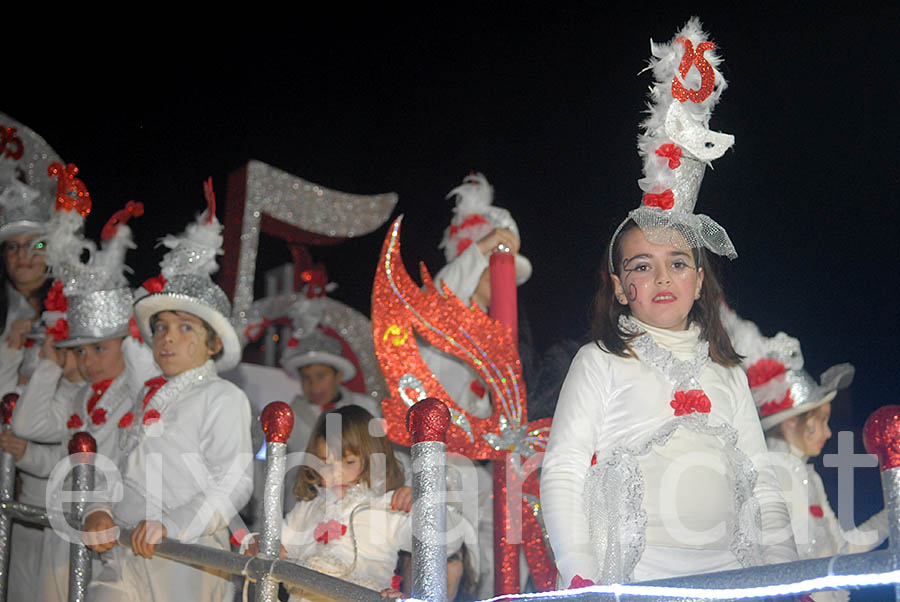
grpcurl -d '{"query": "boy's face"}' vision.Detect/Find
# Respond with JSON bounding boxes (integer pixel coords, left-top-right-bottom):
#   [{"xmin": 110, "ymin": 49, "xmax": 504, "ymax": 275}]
[
  {"xmin": 299, "ymin": 363, "xmax": 342, "ymax": 407},
  {"xmin": 151, "ymin": 311, "xmax": 221, "ymax": 377},
  {"xmin": 74, "ymin": 338, "xmax": 126, "ymax": 384}
]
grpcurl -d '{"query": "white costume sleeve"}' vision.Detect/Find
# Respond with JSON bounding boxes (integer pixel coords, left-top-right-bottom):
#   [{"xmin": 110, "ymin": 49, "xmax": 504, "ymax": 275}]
[
  {"xmin": 10, "ymin": 359, "xmax": 69, "ymax": 443},
  {"xmin": 162, "ymin": 384, "xmax": 254, "ymax": 541},
  {"xmin": 813, "ymin": 469, "xmax": 889, "ymax": 554},
  {"xmin": 729, "ymin": 367, "xmax": 798, "ymax": 563},
  {"xmin": 16, "ymin": 439, "xmax": 63, "ymax": 479},
  {"xmin": 539, "ymin": 345, "xmax": 606, "ymax": 585},
  {"xmin": 0, "ymin": 344, "xmax": 23, "ymax": 396},
  {"xmin": 433, "ymin": 243, "xmax": 489, "ymax": 302}
]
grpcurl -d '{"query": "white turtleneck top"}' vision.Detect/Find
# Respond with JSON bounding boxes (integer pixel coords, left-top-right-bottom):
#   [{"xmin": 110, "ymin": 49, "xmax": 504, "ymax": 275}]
[{"xmin": 541, "ymin": 318, "xmax": 797, "ymax": 585}]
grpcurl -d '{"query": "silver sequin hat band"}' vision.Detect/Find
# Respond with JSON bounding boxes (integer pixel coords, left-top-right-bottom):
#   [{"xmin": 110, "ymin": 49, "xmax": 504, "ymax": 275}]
[
  {"xmin": 280, "ymin": 329, "xmax": 356, "ymax": 381},
  {"xmin": 55, "ymin": 287, "xmax": 133, "ymax": 348}
]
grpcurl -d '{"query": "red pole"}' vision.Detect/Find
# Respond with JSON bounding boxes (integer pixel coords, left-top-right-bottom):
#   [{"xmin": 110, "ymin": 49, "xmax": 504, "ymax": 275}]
[{"xmin": 488, "ymin": 249, "xmax": 519, "ymax": 594}]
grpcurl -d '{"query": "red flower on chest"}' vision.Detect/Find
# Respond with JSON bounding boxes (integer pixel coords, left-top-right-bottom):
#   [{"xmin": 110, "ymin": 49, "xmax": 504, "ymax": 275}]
[
  {"xmin": 809, "ymin": 505, "xmax": 824, "ymax": 518},
  {"xmin": 313, "ymin": 519, "xmax": 347, "ymax": 544},
  {"xmin": 670, "ymin": 389, "xmax": 711, "ymax": 416},
  {"xmin": 66, "ymin": 413, "xmax": 83, "ymax": 429}
]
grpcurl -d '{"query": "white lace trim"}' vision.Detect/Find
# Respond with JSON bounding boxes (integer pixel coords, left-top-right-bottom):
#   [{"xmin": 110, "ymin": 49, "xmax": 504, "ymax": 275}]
[{"xmin": 621, "ymin": 315, "xmax": 708, "ymax": 394}]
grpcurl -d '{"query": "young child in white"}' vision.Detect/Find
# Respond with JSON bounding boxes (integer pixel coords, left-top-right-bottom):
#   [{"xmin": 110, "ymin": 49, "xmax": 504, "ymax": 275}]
[
  {"xmin": 9, "ymin": 202, "xmax": 155, "ymax": 602},
  {"xmin": 540, "ymin": 19, "xmax": 797, "ymax": 586},
  {"xmin": 82, "ymin": 193, "xmax": 253, "ymax": 601},
  {"xmin": 722, "ymin": 307, "xmax": 886, "ymax": 602}
]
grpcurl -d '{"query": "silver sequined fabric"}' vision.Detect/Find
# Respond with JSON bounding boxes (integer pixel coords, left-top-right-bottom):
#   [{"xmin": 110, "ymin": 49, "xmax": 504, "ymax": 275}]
[{"xmin": 62, "ymin": 287, "xmax": 133, "ymax": 344}]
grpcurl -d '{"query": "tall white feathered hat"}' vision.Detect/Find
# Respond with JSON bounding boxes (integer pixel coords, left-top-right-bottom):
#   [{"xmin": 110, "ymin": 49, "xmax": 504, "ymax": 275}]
[
  {"xmin": 279, "ymin": 283, "xmax": 356, "ymax": 381},
  {"xmin": 0, "ymin": 114, "xmax": 62, "ymax": 243},
  {"xmin": 133, "ymin": 179, "xmax": 241, "ymax": 372},
  {"xmin": 46, "ymin": 196, "xmax": 144, "ymax": 348},
  {"xmin": 608, "ymin": 17, "xmax": 737, "ymax": 272},
  {"xmin": 720, "ymin": 304, "xmax": 855, "ymax": 430},
  {"xmin": 439, "ymin": 172, "xmax": 532, "ymax": 285}
]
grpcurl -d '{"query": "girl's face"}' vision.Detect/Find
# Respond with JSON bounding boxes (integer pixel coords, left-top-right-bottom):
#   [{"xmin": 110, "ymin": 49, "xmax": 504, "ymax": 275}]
[
  {"xmin": 315, "ymin": 439, "xmax": 364, "ymax": 499},
  {"xmin": 787, "ymin": 403, "xmax": 833, "ymax": 457},
  {"xmin": 151, "ymin": 311, "xmax": 221, "ymax": 377},
  {"xmin": 3, "ymin": 233, "xmax": 47, "ymax": 291},
  {"xmin": 74, "ymin": 338, "xmax": 126, "ymax": 384},
  {"xmin": 611, "ymin": 228, "xmax": 704, "ymax": 331}
]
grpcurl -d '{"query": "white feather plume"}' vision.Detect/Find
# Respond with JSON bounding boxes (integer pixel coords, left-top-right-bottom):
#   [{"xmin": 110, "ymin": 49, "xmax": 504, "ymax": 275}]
[
  {"xmin": 159, "ymin": 209, "xmax": 223, "ymax": 278},
  {"xmin": 94, "ymin": 223, "xmax": 136, "ymax": 287},
  {"xmin": 446, "ymin": 173, "xmax": 493, "ymax": 218}
]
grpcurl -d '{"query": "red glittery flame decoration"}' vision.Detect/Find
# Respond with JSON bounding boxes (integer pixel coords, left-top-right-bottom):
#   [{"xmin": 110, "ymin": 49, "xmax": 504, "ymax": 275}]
[
  {"xmin": 863, "ymin": 405, "xmax": 900, "ymax": 472},
  {"xmin": 0, "ymin": 126, "xmax": 24, "ymax": 160},
  {"xmin": 68, "ymin": 431, "xmax": 97, "ymax": 455},
  {"xmin": 372, "ymin": 217, "xmax": 557, "ymax": 591},
  {"xmin": 101, "ymin": 201, "xmax": 144, "ymax": 241},
  {"xmin": 406, "ymin": 397, "xmax": 450, "ymax": 444},
  {"xmin": 671, "ymin": 38, "xmax": 717, "ymax": 103},
  {"xmin": 203, "ymin": 176, "xmax": 216, "ymax": 224},
  {"xmin": 0, "ymin": 393, "xmax": 18, "ymax": 425},
  {"xmin": 260, "ymin": 401, "xmax": 294, "ymax": 444},
  {"xmin": 48, "ymin": 162, "xmax": 92, "ymax": 217}
]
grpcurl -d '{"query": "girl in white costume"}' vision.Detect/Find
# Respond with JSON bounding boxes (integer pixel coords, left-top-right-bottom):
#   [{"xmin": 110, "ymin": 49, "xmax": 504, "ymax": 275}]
[
  {"xmin": 540, "ymin": 18, "xmax": 798, "ymax": 587},
  {"xmin": 82, "ymin": 188, "xmax": 253, "ymax": 602},
  {"xmin": 722, "ymin": 307, "xmax": 887, "ymax": 601}
]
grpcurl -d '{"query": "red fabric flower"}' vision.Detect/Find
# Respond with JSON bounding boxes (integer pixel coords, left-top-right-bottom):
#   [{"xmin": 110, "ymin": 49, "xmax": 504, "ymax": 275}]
[
  {"xmin": 469, "ymin": 379, "xmax": 486, "ymax": 398},
  {"xmin": 655, "ymin": 143, "xmax": 683, "ymax": 169},
  {"xmin": 230, "ymin": 528, "xmax": 249, "ymax": 547},
  {"xmin": 67, "ymin": 413, "xmax": 83, "ymax": 429},
  {"xmin": 809, "ymin": 505, "xmax": 824, "ymax": 518},
  {"xmin": 390, "ymin": 575, "xmax": 403, "ymax": 591},
  {"xmin": 670, "ymin": 389, "xmax": 712, "ymax": 416},
  {"xmin": 746, "ymin": 358, "xmax": 786, "ymax": 388},
  {"xmin": 90, "ymin": 407, "xmax": 107, "ymax": 425},
  {"xmin": 45, "ymin": 280, "xmax": 67, "ymax": 312},
  {"xmin": 118, "ymin": 412, "xmax": 134, "ymax": 428},
  {"xmin": 760, "ymin": 392, "xmax": 794, "ymax": 417},
  {"xmin": 143, "ymin": 409, "xmax": 161, "ymax": 426},
  {"xmin": 287, "ymin": 338, "xmax": 299, "ymax": 348},
  {"xmin": 23, "ymin": 338, "xmax": 35, "ymax": 348},
  {"xmin": 314, "ymin": 519, "xmax": 347, "ymax": 544},
  {"xmin": 46, "ymin": 318, "xmax": 69, "ymax": 342},
  {"xmin": 642, "ymin": 189, "xmax": 675, "ymax": 210},
  {"xmin": 129, "ymin": 316, "xmax": 143, "ymax": 344},
  {"xmin": 569, "ymin": 575, "xmax": 595, "ymax": 588},
  {"xmin": 142, "ymin": 274, "xmax": 167, "ymax": 294}
]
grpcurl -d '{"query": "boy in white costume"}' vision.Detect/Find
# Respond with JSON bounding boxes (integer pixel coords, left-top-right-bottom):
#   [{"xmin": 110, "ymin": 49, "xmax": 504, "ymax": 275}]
[
  {"xmin": 82, "ymin": 184, "xmax": 253, "ymax": 602},
  {"xmin": 540, "ymin": 19, "xmax": 797, "ymax": 587},
  {"xmin": 9, "ymin": 201, "xmax": 156, "ymax": 601}
]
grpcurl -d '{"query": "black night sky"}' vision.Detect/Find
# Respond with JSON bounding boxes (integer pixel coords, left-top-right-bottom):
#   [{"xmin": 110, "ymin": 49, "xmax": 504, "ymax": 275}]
[{"xmin": 6, "ymin": 4, "xmax": 900, "ymax": 596}]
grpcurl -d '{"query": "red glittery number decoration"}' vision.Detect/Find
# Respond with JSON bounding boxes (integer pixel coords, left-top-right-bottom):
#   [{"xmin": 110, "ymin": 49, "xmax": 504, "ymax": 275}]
[
  {"xmin": 48, "ymin": 162, "xmax": 92, "ymax": 217},
  {"xmin": 372, "ymin": 217, "xmax": 557, "ymax": 591},
  {"xmin": 0, "ymin": 126, "xmax": 24, "ymax": 160},
  {"xmin": 863, "ymin": 405, "xmax": 900, "ymax": 471},
  {"xmin": 671, "ymin": 38, "xmax": 717, "ymax": 103}
]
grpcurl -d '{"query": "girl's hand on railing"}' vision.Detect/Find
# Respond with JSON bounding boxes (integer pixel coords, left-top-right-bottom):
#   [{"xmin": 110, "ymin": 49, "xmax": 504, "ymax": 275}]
[
  {"xmin": 0, "ymin": 430, "xmax": 26, "ymax": 461},
  {"xmin": 131, "ymin": 519, "xmax": 167, "ymax": 559},
  {"xmin": 83, "ymin": 510, "xmax": 118, "ymax": 553},
  {"xmin": 390, "ymin": 485, "xmax": 412, "ymax": 513}
]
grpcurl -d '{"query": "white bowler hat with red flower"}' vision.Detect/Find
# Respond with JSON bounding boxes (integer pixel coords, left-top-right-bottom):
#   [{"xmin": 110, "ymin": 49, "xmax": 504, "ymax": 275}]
[
  {"xmin": 720, "ymin": 303, "xmax": 854, "ymax": 430},
  {"xmin": 133, "ymin": 179, "xmax": 241, "ymax": 372},
  {"xmin": 439, "ymin": 172, "xmax": 532, "ymax": 285}
]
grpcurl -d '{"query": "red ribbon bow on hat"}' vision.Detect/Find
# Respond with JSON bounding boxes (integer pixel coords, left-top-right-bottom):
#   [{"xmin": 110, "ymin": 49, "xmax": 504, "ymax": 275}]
[
  {"xmin": 46, "ymin": 319, "xmax": 69, "ymax": 342},
  {"xmin": 45, "ymin": 281, "xmax": 67, "ymax": 312},
  {"xmin": 642, "ymin": 190, "xmax": 675, "ymax": 210},
  {"xmin": 655, "ymin": 143, "xmax": 683, "ymax": 169},
  {"xmin": 670, "ymin": 390, "xmax": 712, "ymax": 416},
  {"xmin": 142, "ymin": 275, "xmax": 167, "ymax": 294}
]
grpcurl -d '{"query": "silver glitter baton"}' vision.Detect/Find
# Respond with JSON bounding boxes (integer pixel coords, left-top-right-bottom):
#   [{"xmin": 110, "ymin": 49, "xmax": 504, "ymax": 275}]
[
  {"xmin": 67, "ymin": 432, "xmax": 96, "ymax": 602},
  {"xmin": 256, "ymin": 401, "xmax": 294, "ymax": 602},
  {"xmin": 407, "ymin": 397, "xmax": 450, "ymax": 602}
]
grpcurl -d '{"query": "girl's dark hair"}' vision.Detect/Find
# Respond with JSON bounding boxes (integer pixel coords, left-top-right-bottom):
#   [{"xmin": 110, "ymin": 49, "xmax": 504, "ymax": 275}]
[
  {"xmin": 589, "ymin": 220, "xmax": 742, "ymax": 367},
  {"xmin": 295, "ymin": 405, "xmax": 405, "ymax": 502},
  {"xmin": 149, "ymin": 310, "xmax": 224, "ymax": 361}
]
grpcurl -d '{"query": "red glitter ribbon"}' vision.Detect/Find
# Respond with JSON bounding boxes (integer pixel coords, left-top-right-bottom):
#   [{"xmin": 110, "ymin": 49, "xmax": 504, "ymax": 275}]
[
  {"xmin": 670, "ymin": 390, "xmax": 711, "ymax": 416},
  {"xmin": 642, "ymin": 190, "xmax": 675, "ymax": 210},
  {"xmin": 313, "ymin": 520, "xmax": 347, "ymax": 544},
  {"xmin": 142, "ymin": 377, "xmax": 167, "ymax": 411},
  {"xmin": 260, "ymin": 401, "xmax": 294, "ymax": 444},
  {"xmin": 45, "ymin": 281, "xmax": 67, "ymax": 312},
  {"xmin": 101, "ymin": 201, "xmax": 144, "ymax": 241},
  {"xmin": 863, "ymin": 405, "xmax": 900, "ymax": 471},
  {"xmin": 671, "ymin": 39, "xmax": 717, "ymax": 103},
  {"xmin": 655, "ymin": 143, "xmax": 683, "ymax": 169}
]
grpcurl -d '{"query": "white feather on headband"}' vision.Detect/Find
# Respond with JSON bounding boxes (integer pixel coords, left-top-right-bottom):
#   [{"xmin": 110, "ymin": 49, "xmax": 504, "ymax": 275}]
[{"xmin": 158, "ymin": 191, "xmax": 223, "ymax": 280}]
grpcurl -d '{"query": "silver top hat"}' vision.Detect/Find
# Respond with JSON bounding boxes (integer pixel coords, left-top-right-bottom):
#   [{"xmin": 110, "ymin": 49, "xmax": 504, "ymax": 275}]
[{"xmin": 56, "ymin": 287, "xmax": 134, "ymax": 348}]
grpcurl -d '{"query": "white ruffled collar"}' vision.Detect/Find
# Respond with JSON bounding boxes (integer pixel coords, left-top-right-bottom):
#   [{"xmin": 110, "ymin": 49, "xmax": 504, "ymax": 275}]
[{"xmin": 628, "ymin": 315, "xmax": 703, "ymax": 360}]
